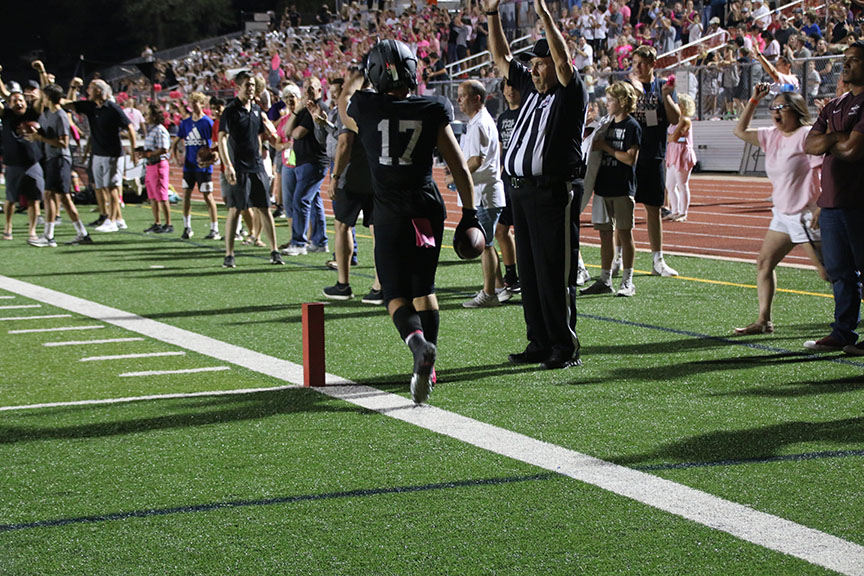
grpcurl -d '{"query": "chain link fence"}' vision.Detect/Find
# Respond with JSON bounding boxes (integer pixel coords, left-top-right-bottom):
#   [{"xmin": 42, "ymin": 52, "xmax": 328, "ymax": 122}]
[{"xmin": 428, "ymin": 53, "xmax": 844, "ymax": 126}]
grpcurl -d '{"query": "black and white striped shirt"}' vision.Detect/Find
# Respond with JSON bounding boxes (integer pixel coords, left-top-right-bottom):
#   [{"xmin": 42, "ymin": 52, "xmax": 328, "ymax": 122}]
[{"xmin": 503, "ymin": 59, "xmax": 588, "ymax": 182}]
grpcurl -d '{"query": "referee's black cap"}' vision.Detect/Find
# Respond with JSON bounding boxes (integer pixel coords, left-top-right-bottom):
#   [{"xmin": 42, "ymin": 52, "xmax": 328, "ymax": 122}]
[{"xmin": 518, "ymin": 38, "xmax": 551, "ymax": 61}]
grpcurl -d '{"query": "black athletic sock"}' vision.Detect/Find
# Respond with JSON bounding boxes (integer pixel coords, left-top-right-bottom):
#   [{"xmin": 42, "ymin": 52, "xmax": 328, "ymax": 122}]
[
  {"xmin": 418, "ymin": 309, "xmax": 439, "ymax": 345},
  {"xmin": 505, "ymin": 264, "xmax": 517, "ymax": 278},
  {"xmin": 392, "ymin": 304, "xmax": 423, "ymax": 342}
]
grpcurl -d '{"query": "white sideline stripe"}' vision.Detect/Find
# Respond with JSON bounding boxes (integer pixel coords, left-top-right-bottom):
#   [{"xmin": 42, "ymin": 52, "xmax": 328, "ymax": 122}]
[
  {"xmin": 81, "ymin": 351, "xmax": 186, "ymax": 362},
  {"xmin": 0, "ymin": 314, "xmax": 72, "ymax": 321},
  {"xmin": 44, "ymin": 337, "xmax": 145, "ymax": 347},
  {"xmin": 9, "ymin": 325, "xmax": 104, "ymax": 334},
  {"xmin": 0, "ymin": 304, "xmax": 42, "ymax": 310},
  {"xmin": 320, "ymin": 386, "xmax": 864, "ymax": 576},
  {"xmin": 0, "ymin": 384, "xmax": 298, "ymax": 412},
  {"xmin": 0, "ymin": 275, "xmax": 861, "ymax": 575},
  {"xmin": 119, "ymin": 366, "xmax": 229, "ymax": 377}
]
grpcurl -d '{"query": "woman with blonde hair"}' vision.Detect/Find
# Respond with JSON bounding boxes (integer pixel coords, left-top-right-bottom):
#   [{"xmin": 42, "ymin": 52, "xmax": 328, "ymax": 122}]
[
  {"xmin": 732, "ymin": 82, "xmax": 827, "ymax": 335},
  {"xmin": 665, "ymin": 92, "xmax": 697, "ymax": 221}
]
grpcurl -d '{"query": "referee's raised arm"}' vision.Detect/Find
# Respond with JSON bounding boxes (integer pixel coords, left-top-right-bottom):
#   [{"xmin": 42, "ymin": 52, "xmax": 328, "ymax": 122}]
[
  {"xmin": 484, "ymin": 0, "xmax": 512, "ymax": 79},
  {"xmin": 533, "ymin": 0, "xmax": 574, "ymax": 88}
]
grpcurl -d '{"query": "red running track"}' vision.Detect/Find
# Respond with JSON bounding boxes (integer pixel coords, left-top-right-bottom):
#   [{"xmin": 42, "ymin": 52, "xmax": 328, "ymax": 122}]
[{"xmin": 178, "ymin": 168, "xmax": 794, "ymax": 268}]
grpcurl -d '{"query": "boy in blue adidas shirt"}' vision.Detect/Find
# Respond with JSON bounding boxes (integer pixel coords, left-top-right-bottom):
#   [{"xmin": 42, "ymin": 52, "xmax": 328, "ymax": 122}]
[{"xmin": 172, "ymin": 92, "xmax": 221, "ymax": 240}]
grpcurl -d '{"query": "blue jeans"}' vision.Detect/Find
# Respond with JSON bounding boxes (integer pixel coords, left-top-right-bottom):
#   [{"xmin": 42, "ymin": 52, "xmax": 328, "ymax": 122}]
[
  {"xmin": 291, "ymin": 162, "xmax": 327, "ymax": 248},
  {"xmin": 281, "ymin": 165, "xmax": 296, "ymax": 221},
  {"xmin": 819, "ymin": 207, "xmax": 864, "ymax": 343}
]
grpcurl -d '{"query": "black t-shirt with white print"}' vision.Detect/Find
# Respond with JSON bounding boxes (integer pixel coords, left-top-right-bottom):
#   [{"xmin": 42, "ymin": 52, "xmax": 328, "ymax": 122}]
[
  {"xmin": 595, "ymin": 115, "xmax": 641, "ymax": 197},
  {"xmin": 632, "ymin": 77, "xmax": 678, "ymax": 163},
  {"xmin": 496, "ymin": 107, "xmax": 520, "ymax": 166}
]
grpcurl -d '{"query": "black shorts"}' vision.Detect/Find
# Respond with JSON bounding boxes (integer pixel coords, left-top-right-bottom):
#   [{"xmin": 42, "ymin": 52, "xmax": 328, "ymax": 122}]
[
  {"xmin": 333, "ymin": 187, "xmax": 374, "ymax": 228},
  {"xmin": 182, "ymin": 171, "xmax": 214, "ymax": 193},
  {"xmin": 498, "ymin": 181, "xmax": 514, "ymax": 227},
  {"xmin": 5, "ymin": 164, "xmax": 44, "ymax": 203},
  {"xmin": 634, "ymin": 161, "xmax": 666, "ymax": 207},
  {"xmin": 44, "ymin": 157, "xmax": 72, "ymax": 194},
  {"xmin": 374, "ymin": 217, "xmax": 444, "ymax": 302},
  {"xmin": 227, "ymin": 172, "xmax": 270, "ymax": 210}
]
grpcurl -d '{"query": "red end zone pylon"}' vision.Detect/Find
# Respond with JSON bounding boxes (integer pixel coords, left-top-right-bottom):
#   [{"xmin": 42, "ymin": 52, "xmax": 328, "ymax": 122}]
[{"xmin": 302, "ymin": 302, "xmax": 325, "ymax": 387}]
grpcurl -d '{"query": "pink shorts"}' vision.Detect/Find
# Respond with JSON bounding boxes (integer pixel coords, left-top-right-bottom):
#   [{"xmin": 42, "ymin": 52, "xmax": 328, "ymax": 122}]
[{"xmin": 145, "ymin": 160, "xmax": 170, "ymax": 202}]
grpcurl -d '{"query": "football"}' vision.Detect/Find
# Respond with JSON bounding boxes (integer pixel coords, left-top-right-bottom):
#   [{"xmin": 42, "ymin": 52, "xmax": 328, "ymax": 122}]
[
  {"xmin": 197, "ymin": 146, "xmax": 217, "ymax": 166},
  {"xmin": 453, "ymin": 226, "xmax": 485, "ymax": 260},
  {"xmin": 17, "ymin": 121, "xmax": 40, "ymax": 136}
]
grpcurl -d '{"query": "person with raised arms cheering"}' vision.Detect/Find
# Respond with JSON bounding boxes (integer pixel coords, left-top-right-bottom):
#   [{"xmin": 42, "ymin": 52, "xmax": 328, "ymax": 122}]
[{"xmin": 484, "ymin": 0, "xmax": 589, "ymax": 370}]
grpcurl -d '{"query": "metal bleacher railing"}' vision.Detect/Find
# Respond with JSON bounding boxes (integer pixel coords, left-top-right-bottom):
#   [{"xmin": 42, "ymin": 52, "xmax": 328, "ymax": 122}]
[
  {"xmin": 98, "ymin": 31, "xmax": 245, "ymax": 83},
  {"xmin": 656, "ymin": 0, "xmax": 825, "ymax": 69}
]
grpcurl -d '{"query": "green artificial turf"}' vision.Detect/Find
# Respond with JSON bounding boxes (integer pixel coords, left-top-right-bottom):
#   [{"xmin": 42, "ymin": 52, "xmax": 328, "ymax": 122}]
[{"xmin": 0, "ymin": 201, "xmax": 861, "ymax": 574}]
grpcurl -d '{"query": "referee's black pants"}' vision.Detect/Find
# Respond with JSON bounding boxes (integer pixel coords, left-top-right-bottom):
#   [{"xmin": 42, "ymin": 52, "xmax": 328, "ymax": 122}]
[{"xmin": 511, "ymin": 179, "xmax": 582, "ymax": 359}]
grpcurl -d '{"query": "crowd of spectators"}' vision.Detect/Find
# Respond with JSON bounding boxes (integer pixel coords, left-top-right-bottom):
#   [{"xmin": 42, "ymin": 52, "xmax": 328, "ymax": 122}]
[{"xmin": 93, "ymin": 0, "xmax": 861, "ymax": 137}]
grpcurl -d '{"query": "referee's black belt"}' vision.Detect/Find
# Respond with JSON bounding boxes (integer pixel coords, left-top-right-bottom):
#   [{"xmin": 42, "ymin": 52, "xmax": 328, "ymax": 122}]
[{"xmin": 509, "ymin": 167, "xmax": 586, "ymax": 189}]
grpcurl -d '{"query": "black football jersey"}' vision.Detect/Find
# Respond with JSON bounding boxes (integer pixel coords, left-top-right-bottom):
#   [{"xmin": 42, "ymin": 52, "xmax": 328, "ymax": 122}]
[{"xmin": 347, "ymin": 91, "xmax": 449, "ymax": 222}]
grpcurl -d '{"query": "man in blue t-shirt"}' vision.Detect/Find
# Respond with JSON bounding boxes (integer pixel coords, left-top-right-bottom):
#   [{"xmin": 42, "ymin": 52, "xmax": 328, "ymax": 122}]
[{"xmin": 171, "ymin": 92, "xmax": 220, "ymax": 240}]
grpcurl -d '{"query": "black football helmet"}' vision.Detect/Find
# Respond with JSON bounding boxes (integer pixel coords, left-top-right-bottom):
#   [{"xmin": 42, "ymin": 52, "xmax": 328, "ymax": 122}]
[{"xmin": 365, "ymin": 39, "xmax": 418, "ymax": 94}]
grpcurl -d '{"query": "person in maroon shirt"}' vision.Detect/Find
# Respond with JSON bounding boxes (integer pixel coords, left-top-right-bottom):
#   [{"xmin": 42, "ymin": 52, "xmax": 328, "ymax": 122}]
[{"xmin": 804, "ymin": 41, "xmax": 864, "ymax": 354}]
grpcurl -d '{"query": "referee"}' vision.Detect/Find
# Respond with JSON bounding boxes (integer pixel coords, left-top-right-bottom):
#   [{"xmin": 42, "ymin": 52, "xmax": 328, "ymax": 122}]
[{"xmin": 485, "ymin": 0, "xmax": 588, "ymax": 369}]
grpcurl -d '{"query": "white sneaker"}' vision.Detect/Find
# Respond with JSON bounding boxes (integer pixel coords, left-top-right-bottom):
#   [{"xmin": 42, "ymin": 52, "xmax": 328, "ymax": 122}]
[
  {"xmin": 495, "ymin": 287, "xmax": 513, "ymax": 303},
  {"xmin": 652, "ymin": 258, "xmax": 678, "ymax": 277},
  {"xmin": 281, "ymin": 245, "xmax": 308, "ymax": 256},
  {"xmin": 576, "ymin": 266, "xmax": 591, "ymax": 286},
  {"xmin": 95, "ymin": 220, "xmax": 119, "ymax": 233},
  {"xmin": 114, "ymin": 219, "xmax": 128, "ymax": 230},
  {"xmin": 28, "ymin": 235, "xmax": 56, "ymax": 248},
  {"xmin": 463, "ymin": 291, "xmax": 500, "ymax": 308},
  {"xmin": 610, "ymin": 258, "xmax": 622, "ymax": 278},
  {"xmin": 616, "ymin": 280, "xmax": 636, "ymax": 297}
]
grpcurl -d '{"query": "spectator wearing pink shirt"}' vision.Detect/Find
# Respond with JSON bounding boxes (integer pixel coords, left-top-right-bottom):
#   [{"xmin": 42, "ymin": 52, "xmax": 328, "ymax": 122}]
[
  {"xmin": 123, "ymin": 96, "xmax": 146, "ymax": 137},
  {"xmin": 732, "ymin": 82, "xmax": 827, "ymax": 335}
]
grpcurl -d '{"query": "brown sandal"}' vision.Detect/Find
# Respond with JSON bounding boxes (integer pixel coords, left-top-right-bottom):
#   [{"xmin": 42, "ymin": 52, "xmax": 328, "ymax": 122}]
[{"xmin": 734, "ymin": 322, "xmax": 775, "ymax": 335}]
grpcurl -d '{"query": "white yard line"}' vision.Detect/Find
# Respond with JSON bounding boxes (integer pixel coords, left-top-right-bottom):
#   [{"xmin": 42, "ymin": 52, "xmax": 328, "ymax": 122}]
[
  {"xmin": 9, "ymin": 325, "xmax": 104, "ymax": 335},
  {"xmin": 119, "ymin": 366, "xmax": 229, "ymax": 377},
  {"xmin": 44, "ymin": 337, "xmax": 145, "ymax": 347},
  {"xmin": 0, "ymin": 314, "xmax": 72, "ymax": 322},
  {"xmin": 0, "ymin": 274, "xmax": 860, "ymax": 576},
  {"xmin": 0, "ymin": 295, "xmax": 15, "ymax": 299},
  {"xmin": 81, "ymin": 351, "xmax": 186, "ymax": 362},
  {"xmin": 0, "ymin": 384, "xmax": 298, "ymax": 412},
  {"xmin": 0, "ymin": 304, "xmax": 42, "ymax": 310}
]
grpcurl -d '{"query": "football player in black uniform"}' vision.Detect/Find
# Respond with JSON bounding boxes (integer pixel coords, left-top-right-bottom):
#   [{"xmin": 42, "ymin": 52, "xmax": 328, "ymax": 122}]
[{"xmin": 340, "ymin": 40, "xmax": 479, "ymax": 405}]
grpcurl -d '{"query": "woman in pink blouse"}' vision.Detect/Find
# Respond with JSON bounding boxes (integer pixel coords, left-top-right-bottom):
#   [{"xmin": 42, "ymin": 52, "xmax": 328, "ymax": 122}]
[{"xmin": 732, "ymin": 82, "xmax": 828, "ymax": 335}]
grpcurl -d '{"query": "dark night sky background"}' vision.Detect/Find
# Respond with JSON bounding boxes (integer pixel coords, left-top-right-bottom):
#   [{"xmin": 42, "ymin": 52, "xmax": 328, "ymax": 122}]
[{"xmin": 0, "ymin": 0, "xmax": 296, "ymax": 85}]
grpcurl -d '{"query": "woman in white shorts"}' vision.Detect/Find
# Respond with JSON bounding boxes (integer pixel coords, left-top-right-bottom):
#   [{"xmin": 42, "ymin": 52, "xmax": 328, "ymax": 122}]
[{"xmin": 732, "ymin": 82, "xmax": 828, "ymax": 335}]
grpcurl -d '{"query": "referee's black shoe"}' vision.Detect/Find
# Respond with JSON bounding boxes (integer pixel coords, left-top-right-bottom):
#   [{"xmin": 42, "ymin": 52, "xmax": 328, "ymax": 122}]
[
  {"xmin": 542, "ymin": 350, "xmax": 582, "ymax": 370},
  {"xmin": 508, "ymin": 347, "xmax": 550, "ymax": 365}
]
